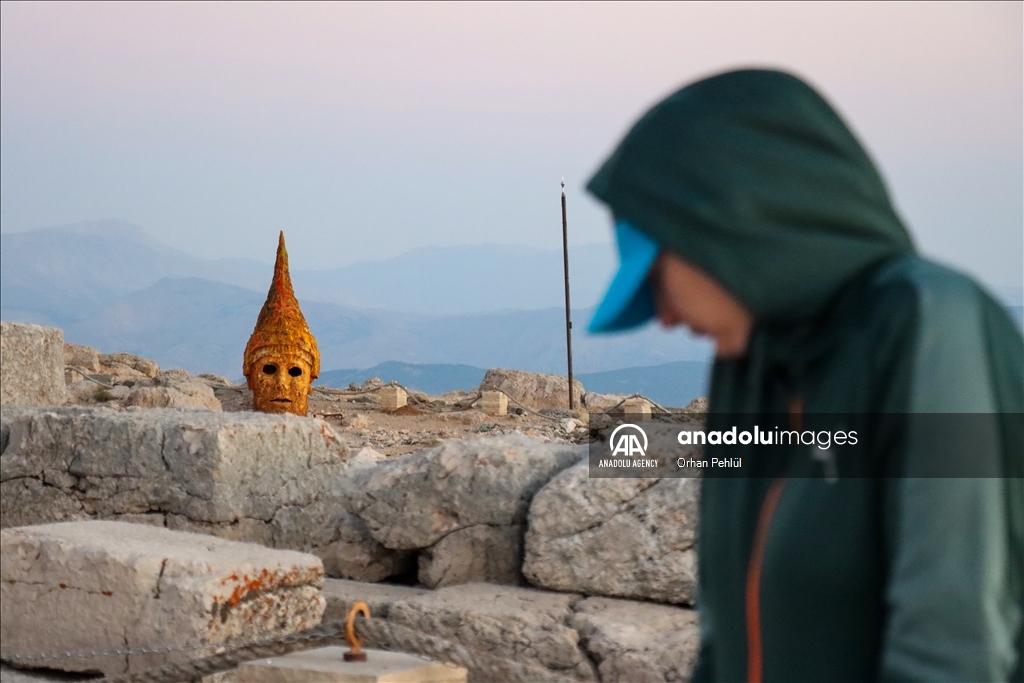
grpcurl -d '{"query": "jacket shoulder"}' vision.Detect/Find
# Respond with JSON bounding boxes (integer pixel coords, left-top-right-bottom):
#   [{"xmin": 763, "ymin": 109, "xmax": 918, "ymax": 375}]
[{"xmin": 868, "ymin": 255, "xmax": 1022, "ymax": 413}]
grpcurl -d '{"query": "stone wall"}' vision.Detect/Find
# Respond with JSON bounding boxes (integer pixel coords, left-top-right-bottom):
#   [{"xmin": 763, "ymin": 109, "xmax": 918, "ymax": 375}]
[{"xmin": 0, "ymin": 406, "xmax": 411, "ymax": 579}]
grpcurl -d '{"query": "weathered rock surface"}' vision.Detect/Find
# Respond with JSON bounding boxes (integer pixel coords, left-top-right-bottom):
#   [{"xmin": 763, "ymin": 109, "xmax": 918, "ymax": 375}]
[
  {"xmin": 0, "ymin": 322, "xmax": 67, "ymax": 406},
  {"xmin": 570, "ymin": 597, "xmax": 700, "ymax": 683},
  {"xmin": 98, "ymin": 352, "xmax": 160, "ymax": 378},
  {"xmin": 524, "ymin": 461, "xmax": 700, "ymax": 605},
  {"xmin": 321, "ymin": 578, "xmax": 428, "ymax": 622},
  {"xmin": 346, "ymin": 434, "xmax": 583, "ymax": 550},
  {"xmin": 388, "ymin": 584, "xmax": 597, "ymax": 681},
  {"xmin": 0, "ymin": 521, "xmax": 325, "ymax": 677},
  {"xmin": 315, "ymin": 511, "xmax": 411, "ymax": 581},
  {"xmin": 320, "ymin": 578, "xmax": 701, "ymax": 683},
  {"xmin": 123, "ymin": 370, "xmax": 222, "ymax": 411},
  {"xmin": 63, "ymin": 342, "xmax": 103, "ymax": 374},
  {"xmin": 479, "ymin": 368, "xmax": 584, "ymax": 411},
  {"xmin": 0, "ymin": 406, "xmax": 387, "ymax": 579},
  {"xmin": 63, "ymin": 344, "xmax": 160, "ymax": 382},
  {"xmin": 582, "ymin": 392, "xmax": 630, "ymax": 412},
  {"xmin": 418, "ymin": 524, "xmax": 525, "ymax": 588}
]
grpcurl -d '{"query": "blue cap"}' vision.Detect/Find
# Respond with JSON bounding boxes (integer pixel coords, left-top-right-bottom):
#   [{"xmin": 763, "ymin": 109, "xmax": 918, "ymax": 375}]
[{"xmin": 588, "ymin": 221, "xmax": 659, "ymax": 333}]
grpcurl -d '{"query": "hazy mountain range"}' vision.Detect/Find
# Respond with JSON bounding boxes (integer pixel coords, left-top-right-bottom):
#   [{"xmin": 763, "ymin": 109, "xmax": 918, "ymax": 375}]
[
  {"xmin": 3, "ymin": 219, "xmax": 1019, "ymax": 407},
  {"xmin": 0, "ymin": 220, "xmax": 714, "ymax": 403}
]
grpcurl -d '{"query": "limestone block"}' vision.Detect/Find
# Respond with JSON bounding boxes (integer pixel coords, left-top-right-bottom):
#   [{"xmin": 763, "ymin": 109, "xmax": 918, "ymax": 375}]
[
  {"xmin": 386, "ymin": 583, "xmax": 597, "ymax": 682},
  {"xmin": 346, "ymin": 434, "xmax": 582, "ymax": 550},
  {"xmin": 0, "ymin": 521, "xmax": 325, "ymax": 677},
  {"xmin": 622, "ymin": 398, "xmax": 651, "ymax": 419},
  {"xmin": 236, "ymin": 646, "xmax": 468, "ymax": 683},
  {"xmin": 478, "ymin": 368, "xmax": 584, "ymax": 411},
  {"xmin": 0, "ymin": 407, "xmax": 350, "ymax": 565},
  {"xmin": 0, "ymin": 322, "xmax": 67, "ymax": 406},
  {"xmin": 524, "ymin": 461, "xmax": 699, "ymax": 605},
  {"xmin": 479, "ymin": 390, "xmax": 507, "ymax": 416},
  {"xmin": 417, "ymin": 524, "xmax": 524, "ymax": 588},
  {"xmin": 378, "ymin": 385, "xmax": 407, "ymax": 411},
  {"xmin": 570, "ymin": 597, "xmax": 700, "ymax": 683}
]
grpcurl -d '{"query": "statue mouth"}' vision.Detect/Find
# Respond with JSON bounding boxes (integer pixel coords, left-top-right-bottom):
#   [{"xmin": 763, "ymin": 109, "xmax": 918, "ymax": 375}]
[{"xmin": 271, "ymin": 398, "xmax": 293, "ymax": 404}]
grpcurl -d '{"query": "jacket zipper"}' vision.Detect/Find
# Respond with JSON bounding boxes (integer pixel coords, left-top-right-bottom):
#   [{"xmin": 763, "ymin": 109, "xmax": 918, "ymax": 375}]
[
  {"xmin": 746, "ymin": 394, "xmax": 801, "ymax": 682},
  {"xmin": 745, "ymin": 477, "xmax": 785, "ymax": 683}
]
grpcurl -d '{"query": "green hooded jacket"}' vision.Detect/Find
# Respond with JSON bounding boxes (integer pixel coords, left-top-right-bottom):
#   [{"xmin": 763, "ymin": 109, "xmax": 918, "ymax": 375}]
[{"xmin": 587, "ymin": 69, "xmax": 1023, "ymax": 682}]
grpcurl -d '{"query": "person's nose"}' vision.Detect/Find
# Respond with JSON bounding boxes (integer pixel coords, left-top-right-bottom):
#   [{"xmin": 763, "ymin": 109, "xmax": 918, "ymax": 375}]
[{"xmin": 653, "ymin": 281, "xmax": 682, "ymax": 327}]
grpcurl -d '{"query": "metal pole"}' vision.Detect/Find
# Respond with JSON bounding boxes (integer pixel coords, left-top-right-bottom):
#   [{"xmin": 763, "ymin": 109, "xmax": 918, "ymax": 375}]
[{"xmin": 561, "ymin": 178, "xmax": 574, "ymax": 410}]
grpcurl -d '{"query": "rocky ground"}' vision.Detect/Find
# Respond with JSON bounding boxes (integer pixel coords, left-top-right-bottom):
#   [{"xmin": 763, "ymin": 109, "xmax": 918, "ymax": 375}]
[
  {"xmin": 62, "ymin": 343, "xmax": 706, "ymax": 459},
  {"xmin": 2, "ymin": 326, "xmax": 708, "ymax": 683}
]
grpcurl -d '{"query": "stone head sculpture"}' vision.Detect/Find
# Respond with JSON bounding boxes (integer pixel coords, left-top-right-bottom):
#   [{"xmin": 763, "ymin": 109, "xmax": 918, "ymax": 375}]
[{"xmin": 243, "ymin": 232, "xmax": 320, "ymax": 415}]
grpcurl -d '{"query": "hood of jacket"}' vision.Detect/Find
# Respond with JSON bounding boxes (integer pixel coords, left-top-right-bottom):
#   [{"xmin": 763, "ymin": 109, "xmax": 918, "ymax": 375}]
[{"xmin": 587, "ymin": 68, "xmax": 915, "ymax": 325}]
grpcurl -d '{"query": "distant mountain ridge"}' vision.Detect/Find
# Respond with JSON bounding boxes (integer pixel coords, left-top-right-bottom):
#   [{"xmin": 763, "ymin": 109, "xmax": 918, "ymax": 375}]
[
  {"xmin": 0, "ymin": 219, "xmax": 617, "ymax": 325},
  {"xmin": 3, "ymin": 220, "xmax": 1018, "ymax": 384},
  {"xmin": 58, "ymin": 276, "xmax": 711, "ymax": 379}
]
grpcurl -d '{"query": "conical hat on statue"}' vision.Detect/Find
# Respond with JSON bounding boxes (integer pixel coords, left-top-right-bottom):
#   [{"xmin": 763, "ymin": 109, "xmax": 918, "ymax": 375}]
[{"xmin": 243, "ymin": 232, "xmax": 320, "ymax": 379}]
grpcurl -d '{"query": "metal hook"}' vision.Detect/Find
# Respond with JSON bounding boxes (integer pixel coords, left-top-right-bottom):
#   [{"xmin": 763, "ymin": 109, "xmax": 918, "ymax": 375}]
[{"xmin": 343, "ymin": 600, "xmax": 371, "ymax": 662}]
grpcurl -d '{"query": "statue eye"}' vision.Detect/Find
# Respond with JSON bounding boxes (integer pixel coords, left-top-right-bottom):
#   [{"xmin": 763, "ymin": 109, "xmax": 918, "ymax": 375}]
[
  {"xmin": 263, "ymin": 364, "xmax": 278, "ymax": 375},
  {"xmin": 288, "ymin": 367, "xmax": 302, "ymax": 377}
]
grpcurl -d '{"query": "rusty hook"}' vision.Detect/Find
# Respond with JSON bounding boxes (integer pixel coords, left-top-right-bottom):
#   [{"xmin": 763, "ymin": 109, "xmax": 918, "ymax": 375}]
[{"xmin": 343, "ymin": 600, "xmax": 371, "ymax": 662}]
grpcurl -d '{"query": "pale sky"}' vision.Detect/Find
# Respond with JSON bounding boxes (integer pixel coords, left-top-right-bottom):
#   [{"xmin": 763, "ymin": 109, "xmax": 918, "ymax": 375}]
[{"xmin": 1, "ymin": 2, "xmax": 1021, "ymax": 292}]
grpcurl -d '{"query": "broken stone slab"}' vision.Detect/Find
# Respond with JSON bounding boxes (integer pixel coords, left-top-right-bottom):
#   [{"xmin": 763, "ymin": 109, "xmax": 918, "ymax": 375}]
[
  {"xmin": 524, "ymin": 461, "xmax": 699, "ymax": 605},
  {"xmin": 478, "ymin": 368, "xmax": 584, "ymax": 411},
  {"xmin": 0, "ymin": 521, "xmax": 325, "ymax": 677},
  {"xmin": 235, "ymin": 646, "xmax": 468, "ymax": 683},
  {"xmin": 0, "ymin": 322, "xmax": 67, "ymax": 407},
  {"xmin": 570, "ymin": 597, "xmax": 700, "ymax": 683},
  {"xmin": 417, "ymin": 524, "xmax": 524, "ymax": 589},
  {"xmin": 345, "ymin": 434, "xmax": 582, "ymax": 550},
  {"xmin": 0, "ymin": 406, "xmax": 372, "ymax": 578}
]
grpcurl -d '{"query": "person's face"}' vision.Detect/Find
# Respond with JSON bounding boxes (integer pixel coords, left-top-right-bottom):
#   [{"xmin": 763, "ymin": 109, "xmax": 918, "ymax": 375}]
[
  {"xmin": 648, "ymin": 251, "xmax": 753, "ymax": 358},
  {"xmin": 250, "ymin": 351, "xmax": 313, "ymax": 415}
]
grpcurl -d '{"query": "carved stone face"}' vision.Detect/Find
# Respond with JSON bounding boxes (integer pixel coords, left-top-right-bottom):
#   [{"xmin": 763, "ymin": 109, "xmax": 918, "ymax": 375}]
[{"xmin": 249, "ymin": 351, "xmax": 312, "ymax": 415}]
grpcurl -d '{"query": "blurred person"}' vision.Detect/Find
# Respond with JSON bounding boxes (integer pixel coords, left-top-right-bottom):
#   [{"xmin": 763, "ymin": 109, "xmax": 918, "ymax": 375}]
[{"xmin": 587, "ymin": 69, "xmax": 1022, "ymax": 682}]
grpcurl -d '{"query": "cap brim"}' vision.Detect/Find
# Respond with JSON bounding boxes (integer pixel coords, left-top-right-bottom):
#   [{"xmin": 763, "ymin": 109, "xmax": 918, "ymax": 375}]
[{"xmin": 588, "ymin": 221, "xmax": 658, "ymax": 333}]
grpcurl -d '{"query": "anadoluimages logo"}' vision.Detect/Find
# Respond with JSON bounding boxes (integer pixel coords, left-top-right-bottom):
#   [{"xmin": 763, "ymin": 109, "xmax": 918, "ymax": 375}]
[{"xmin": 609, "ymin": 423, "xmax": 648, "ymax": 457}]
